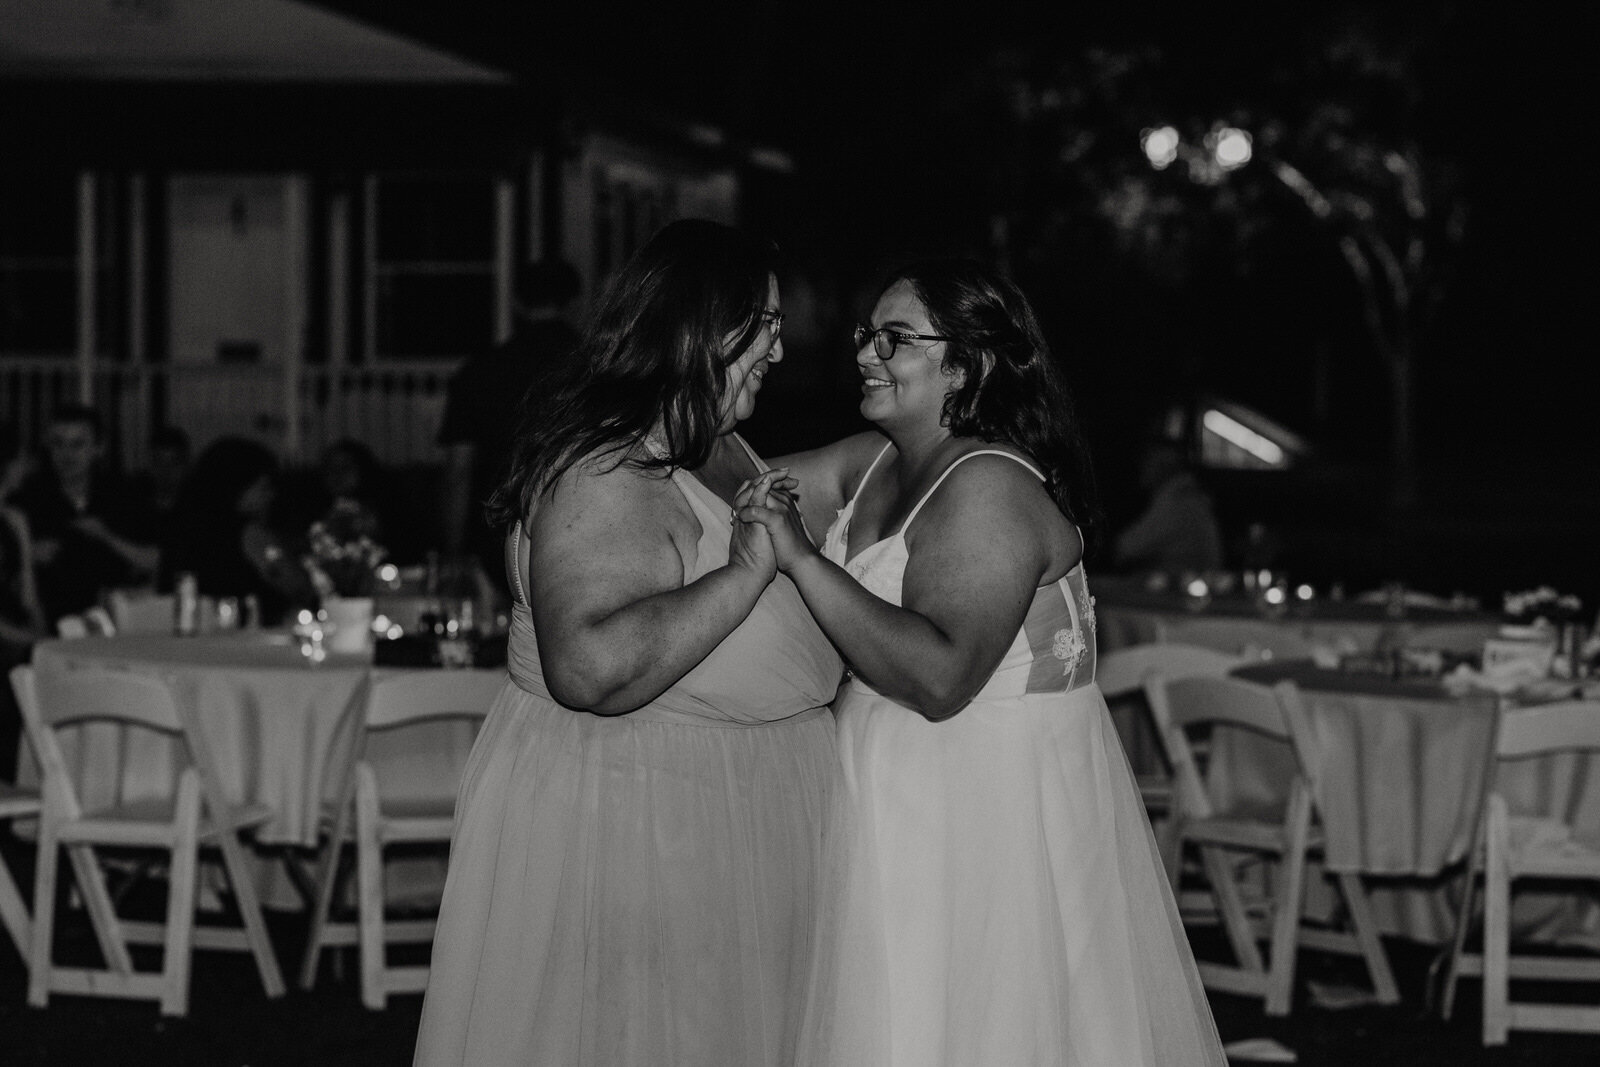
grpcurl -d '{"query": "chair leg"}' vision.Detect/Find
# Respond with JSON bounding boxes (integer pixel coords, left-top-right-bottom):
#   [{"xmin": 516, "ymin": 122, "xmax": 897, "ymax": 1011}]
[
  {"xmin": 1265, "ymin": 787, "xmax": 1313, "ymax": 1016},
  {"xmin": 27, "ymin": 815, "xmax": 61, "ymax": 1008},
  {"xmin": 1437, "ymin": 847, "xmax": 1482, "ymax": 1021},
  {"xmin": 299, "ymin": 795, "xmax": 355, "ymax": 990},
  {"xmin": 1482, "ymin": 801, "xmax": 1511, "ymax": 1046},
  {"xmin": 1199, "ymin": 843, "xmax": 1266, "ymax": 978},
  {"xmin": 1336, "ymin": 871, "xmax": 1400, "ymax": 1005},
  {"xmin": 212, "ymin": 819, "xmax": 285, "ymax": 999},
  {"xmin": 65, "ymin": 843, "xmax": 134, "ymax": 974},
  {"xmin": 161, "ymin": 774, "xmax": 202, "ymax": 1017},
  {"xmin": 0, "ymin": 859, "xmax": 31, "ymax": 961},
  {"xmin": 355, "ymin": 764, "xmax": 386, "ymax": 1011}
]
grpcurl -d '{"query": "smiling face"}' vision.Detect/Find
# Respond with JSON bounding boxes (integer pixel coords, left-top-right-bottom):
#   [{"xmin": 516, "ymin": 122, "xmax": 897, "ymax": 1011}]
[
  {"xmin": 857, "ymin": 279, "xmax": 962, "ymax": 433},
  {"xmin": 718, "ymin": 273, "xmax": 784, "ymax": 431}
]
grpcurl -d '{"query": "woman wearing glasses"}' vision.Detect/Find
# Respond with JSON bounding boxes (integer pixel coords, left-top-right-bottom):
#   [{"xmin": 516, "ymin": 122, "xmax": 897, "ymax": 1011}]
[
  {"xmin": 741, "ymin": 260, "xmax": 1225, "ymax": 1065},
  {"xmin": 414, "ymin": 220, "xmax": 842, "ymax": 1067}
]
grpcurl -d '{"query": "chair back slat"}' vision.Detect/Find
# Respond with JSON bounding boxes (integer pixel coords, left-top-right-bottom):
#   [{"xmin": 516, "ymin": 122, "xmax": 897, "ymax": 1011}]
[
  {"xmin": 1151, "ymin": 674, "xmax": 1293, "ymax": 739},
  {"xmin": 31, "ymin": 664, "xmax": 185, "ymax": 734},
  {"xmin": 363, "ymin": 669, "xmax": 503, "ymax": 731},
  {"xmin": 1097, "ymin": 643, "xmax": 1243, "ymax": 699},
  {"xmin": 1496, "ymin": 701, "xmax": 1600, "ymax": 761}
]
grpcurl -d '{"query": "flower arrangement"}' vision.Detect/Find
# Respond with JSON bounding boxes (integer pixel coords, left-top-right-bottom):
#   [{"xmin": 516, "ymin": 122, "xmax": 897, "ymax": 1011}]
[
  {"xmin": 1502, "ymin": 586, "xmax": 1585, "ymax": 626},
  {"xmin": 304, "ymin": 500, "xmax": 387, "ymax": 599}
]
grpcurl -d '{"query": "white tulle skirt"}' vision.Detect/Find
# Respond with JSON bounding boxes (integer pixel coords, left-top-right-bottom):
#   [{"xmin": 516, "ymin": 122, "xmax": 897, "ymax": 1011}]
[{"xmin": 796, "ymin": 681, "xmax": 1226, "ymax": 1066}]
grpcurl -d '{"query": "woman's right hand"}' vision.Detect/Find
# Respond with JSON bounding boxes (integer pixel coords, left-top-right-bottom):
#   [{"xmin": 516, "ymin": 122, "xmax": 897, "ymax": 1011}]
[
  {"xmin": 736, "ymin": 469, "xmax": 813, "ymax": 573},
  {"xmin": 727, "ymin": 470, "xmax": 782, "ymax": 584}
]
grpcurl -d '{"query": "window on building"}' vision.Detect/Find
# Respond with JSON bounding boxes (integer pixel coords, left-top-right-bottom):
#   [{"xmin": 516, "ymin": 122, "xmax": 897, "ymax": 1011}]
[
  {"xmin": 368, "ymin": 173, "xmax": 495, "ymax": 361},
  {"xmin": 0, "ymin": 171, "xmax": 81, "ymax": 355}
]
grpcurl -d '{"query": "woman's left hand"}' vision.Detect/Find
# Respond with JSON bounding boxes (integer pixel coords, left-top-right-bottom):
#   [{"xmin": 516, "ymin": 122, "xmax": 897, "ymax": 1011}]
[{"xmin": 736, "ymin": 469, "xmax": 813, "ymax": 572}]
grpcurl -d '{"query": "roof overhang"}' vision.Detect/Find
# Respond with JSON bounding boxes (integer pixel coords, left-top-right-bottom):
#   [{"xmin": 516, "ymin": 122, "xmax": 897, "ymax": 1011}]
[{"xmin": 0, "ymin": 0, "xmax": 512, "ymax": 85}]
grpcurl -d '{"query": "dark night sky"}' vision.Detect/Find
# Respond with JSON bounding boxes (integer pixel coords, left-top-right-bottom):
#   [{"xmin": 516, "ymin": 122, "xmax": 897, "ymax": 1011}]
[
  {"xmin": 319, "ymin": 1, "xmax": 1592, "ymax": 450},
  {"xmin": 321, "ymin": 1, "xmax": 1596, "ymax": 585}
]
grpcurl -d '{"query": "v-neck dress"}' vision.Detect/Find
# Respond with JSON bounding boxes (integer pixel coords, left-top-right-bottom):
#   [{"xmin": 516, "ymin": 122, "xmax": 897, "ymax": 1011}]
[
  {"xmin": 415, "ymin": 435, "xmax": 843, "ymax": 1067},
  {"xmin": 796, "ymin": 446, "xmax": 1225, "ymax": 1067}
]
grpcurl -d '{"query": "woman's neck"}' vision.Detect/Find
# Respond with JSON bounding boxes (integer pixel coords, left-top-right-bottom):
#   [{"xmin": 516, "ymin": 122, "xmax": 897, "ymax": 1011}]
[{"xmin": 884, "ymin": 424, "xmax": 963, "ymax": 489}]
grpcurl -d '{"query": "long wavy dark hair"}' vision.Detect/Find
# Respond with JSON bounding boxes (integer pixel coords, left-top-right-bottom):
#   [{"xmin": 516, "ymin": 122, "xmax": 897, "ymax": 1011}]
[
  {"xmin": 488, "ymin": 220, "xmax": 778, "ymax": 529},
  {"xmin": 890, "ymin": 258, "xmax": 1100, "ymax": 530}
]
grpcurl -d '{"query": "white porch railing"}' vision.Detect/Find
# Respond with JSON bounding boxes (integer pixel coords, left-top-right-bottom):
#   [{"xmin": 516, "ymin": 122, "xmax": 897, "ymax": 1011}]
[{"xmin": 1, "ymin": 355, "xmax": 458, "ymax": 470}]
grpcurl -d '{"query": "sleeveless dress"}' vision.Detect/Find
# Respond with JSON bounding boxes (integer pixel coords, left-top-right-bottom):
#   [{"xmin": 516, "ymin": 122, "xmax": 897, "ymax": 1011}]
[
  {"xmin": 796, "ymin": 447, "xmax": 1225, "ymax": 1067},
  {"xmin": 414, "ymin": 439, "xmax": 843, "ymax": 1067}
]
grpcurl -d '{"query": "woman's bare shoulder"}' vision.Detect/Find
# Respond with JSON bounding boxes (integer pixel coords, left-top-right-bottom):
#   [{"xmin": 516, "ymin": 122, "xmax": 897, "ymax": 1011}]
[
  {"xmin": 530, "ymin": 448, "xmax": 693, "ymax": 543},
  {"xmin": 914, "ymin": 451, "xmax": 1081, "ymax": 566}
]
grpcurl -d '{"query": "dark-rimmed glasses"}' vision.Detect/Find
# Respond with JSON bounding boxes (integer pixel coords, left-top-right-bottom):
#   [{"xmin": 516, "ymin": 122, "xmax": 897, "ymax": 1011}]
[
  {"xmin": 759, "ymin": 308, "xmax": 785, "ymax": 338},
  {"xmin": 853, "ymin": 324, "xmax": 952, "ymax": 361}
]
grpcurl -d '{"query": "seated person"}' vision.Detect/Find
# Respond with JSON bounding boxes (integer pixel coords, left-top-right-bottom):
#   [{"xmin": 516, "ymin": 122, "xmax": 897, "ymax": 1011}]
[
  {"xmin": 128, "ymin": 425, "xmax": 192, "ymax": 553},
  {"xmin": 158, "ymin": 437, "xmax": 317, "ymax": 627},
  {"xmin": 1112, "ymin": 438, "xmax": 1224, "ymax": 576},
  {"xmin": 8, "ymin": 405, "xmax": 159, "ymax": 624}
]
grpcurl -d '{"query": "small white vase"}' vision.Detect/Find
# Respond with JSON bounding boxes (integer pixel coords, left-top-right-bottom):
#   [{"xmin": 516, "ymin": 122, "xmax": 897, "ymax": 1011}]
[{"xmin": 322, "ymin": 595, "xmax": 375, "ymax": 655}]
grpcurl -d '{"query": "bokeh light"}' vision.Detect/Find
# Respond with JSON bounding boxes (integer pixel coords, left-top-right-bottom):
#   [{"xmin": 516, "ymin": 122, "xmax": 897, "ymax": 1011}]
[{"xmin": 1140, "ymin": 125, "xmax": 1180, "ymax": 169}]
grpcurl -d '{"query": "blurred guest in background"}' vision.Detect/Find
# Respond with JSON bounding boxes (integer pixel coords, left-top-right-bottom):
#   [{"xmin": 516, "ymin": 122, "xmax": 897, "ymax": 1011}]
[
  {"xmin": 437, "ymin": 257, "xmax": 581, "ymax": 589},
  {"xmin": 158, "ymin": 437, "xmax": 315, "ymax": 626},
  {"xmin": 129, "ymin": 425, "xmax": 191, "ymax": 550},
  {"xmin": 1, "ymin": 425, "xmax": 46, "ymax": 780},
  {"xmin": 1112, "ymin": 436, "xmax": 1223, "ymax": 575},
  {"xmin": 9, "ymin": 404, "xmax": 158, "ymax": 623}
]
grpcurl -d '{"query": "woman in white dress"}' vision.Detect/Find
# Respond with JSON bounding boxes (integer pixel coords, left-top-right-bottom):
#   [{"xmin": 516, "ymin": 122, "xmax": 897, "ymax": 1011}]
[{"xmin": 739, "ymin": 258, "xmax": 1226, "ymax": 1065}]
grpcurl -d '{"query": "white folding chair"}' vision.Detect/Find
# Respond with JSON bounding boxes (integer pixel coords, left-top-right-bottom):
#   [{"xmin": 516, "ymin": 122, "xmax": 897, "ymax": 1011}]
[
  {"xmin": 1156, "ymin": 616, "xmax": 1315, "ymax": 661},
  {"xmin": 11, "ymin": 663, "xmax": 285, "ymax": 1016},
  {"xmin": 1097, "ymin": 643, "xmax": 1243, "ymax": 856},
  {"xmin": 1441, "ymin": 700, "xmax": 1600, "ymax": 1044},
  {"xmin": 299, "ymin": 667, "xmax": 502, "ymax": 1009},
  {"xmin": 1145, "ymin": 673, "xmax": 1399, "ymax": 1015},
  {"xmin": 106, "ymin": 588, "xmax": 176, "ymax": 635}
]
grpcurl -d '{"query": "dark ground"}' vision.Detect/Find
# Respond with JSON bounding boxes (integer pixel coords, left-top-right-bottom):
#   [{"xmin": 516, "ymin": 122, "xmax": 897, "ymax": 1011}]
[{"xmin": 0, "ymin": 831, "xmax": 1598, "ymax": 1065}]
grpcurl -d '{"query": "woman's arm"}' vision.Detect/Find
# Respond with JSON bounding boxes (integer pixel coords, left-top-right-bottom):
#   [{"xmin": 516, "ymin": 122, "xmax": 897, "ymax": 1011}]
[
  {"xmin": 747, "ymin": 457, "xmax": 1074, "ymax": 720},
  {"xmin": 768, "ymin": 431, "xmax": 888, "ymax": 547},
  {"xmin": 526, "ymin": 456, "xmax": 777, "ymax": 715}
]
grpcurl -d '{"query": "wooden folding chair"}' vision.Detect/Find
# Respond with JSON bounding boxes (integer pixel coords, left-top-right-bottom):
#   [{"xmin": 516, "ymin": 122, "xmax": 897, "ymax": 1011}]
[
  {"xmin": 299, "ymin": 667, "xmax": 501, "ymax": 1009},
  {"xmin": 1145, "ymin": 672, "xmax": 1400, "ymax": 1015},
  {"xmin": 1441, "ymin": 700, "xmax": 1600, "ymax": 1044},
  {"xmin": 105, "ymin": 588, "xmax": 176, "ymax": 635},
  {"xmin": 1097, "ymin": 642, "xmax": 1243, "ymax": 857},
  {"xmin": 11, "ymin": 663, "xmax": 284, "ymax": 1016}
]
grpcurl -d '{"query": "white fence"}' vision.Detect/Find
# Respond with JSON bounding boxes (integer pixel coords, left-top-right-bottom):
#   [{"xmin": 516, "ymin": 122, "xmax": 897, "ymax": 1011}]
[{"xmin": 1, "ymin": 356, "xmax": 457, "ymax": 470}]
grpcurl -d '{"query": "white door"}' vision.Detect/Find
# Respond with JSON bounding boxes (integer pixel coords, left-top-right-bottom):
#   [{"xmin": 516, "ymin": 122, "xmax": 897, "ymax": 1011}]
[{"xmin": 166, "ymin": 173, "xmax": 304, "ymax": 455}]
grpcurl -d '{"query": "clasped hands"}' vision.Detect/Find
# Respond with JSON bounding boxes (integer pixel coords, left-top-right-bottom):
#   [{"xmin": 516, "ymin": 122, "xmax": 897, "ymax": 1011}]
[{"xmin": 727, "ymin": 468, "xmax": 814, "ymax": 580}]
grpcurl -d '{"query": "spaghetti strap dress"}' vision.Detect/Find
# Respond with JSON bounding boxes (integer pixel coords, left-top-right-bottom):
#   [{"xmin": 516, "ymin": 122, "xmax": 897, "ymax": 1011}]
[
  {"xmin": 414, "ymin": 436, "xmax": 843, "ymax": 1067},
  {"xmin": 796, "ymin": 446, "xmax": 1225, "ymax": 1067}
]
